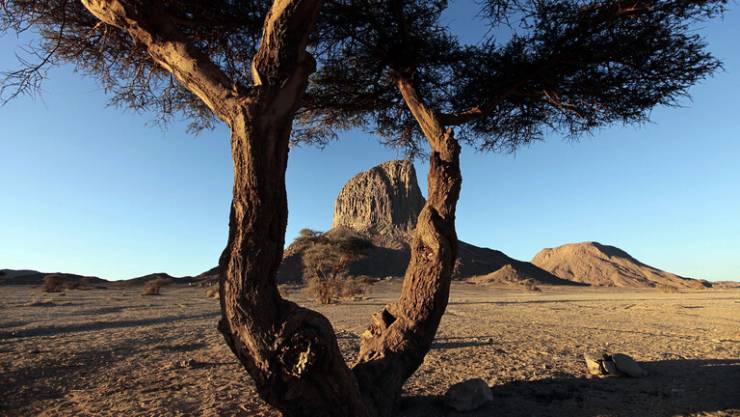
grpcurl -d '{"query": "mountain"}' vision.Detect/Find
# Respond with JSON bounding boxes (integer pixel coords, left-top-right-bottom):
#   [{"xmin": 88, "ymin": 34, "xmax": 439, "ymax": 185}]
[
  {"xmin": 0, "ymin": 269, "xmax": 201, "ymax": 286},
  {"xmin": 0, "ymin": 269, "xmax": 108, "ymax": 286},
  {"xmin": 278, "ymin": 160, "xmax": 577, "ymax": 286},
  {"xmin": 531, "ymin": 242, "xmax": 712, "ymax": 289}
]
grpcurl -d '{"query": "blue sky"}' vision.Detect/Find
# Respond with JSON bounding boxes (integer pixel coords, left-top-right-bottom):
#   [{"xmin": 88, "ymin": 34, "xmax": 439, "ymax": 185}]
[{"xmin": 1, "ymin": 5, "xmax": 738, "ymax": 281}]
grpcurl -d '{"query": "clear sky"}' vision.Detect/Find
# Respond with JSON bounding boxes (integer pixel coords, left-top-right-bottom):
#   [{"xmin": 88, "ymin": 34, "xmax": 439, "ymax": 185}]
[{"xmin": 1, "ymin": 5, "xmax": 738, "ymax": 281}]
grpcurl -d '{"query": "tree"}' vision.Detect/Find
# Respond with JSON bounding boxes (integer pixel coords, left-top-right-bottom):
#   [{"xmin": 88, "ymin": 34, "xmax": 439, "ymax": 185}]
[
  {"xmin": 0, "ymin": 1, "xmax": 727, "ymax": 416},
  {"xmin": 299, "ymin": 230, "xmax": 371, "ymax": 304}
]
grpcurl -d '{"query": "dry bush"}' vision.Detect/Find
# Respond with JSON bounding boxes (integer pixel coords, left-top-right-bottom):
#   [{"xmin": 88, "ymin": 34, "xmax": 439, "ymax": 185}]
[
  {"xmin": 142, "ymin": 279, "xmax": 165, "ymax": 296},
  {"xmin": 43, "ymin": 274, "xmax": 64, "ymax": 293},
  {"xmin": 340, "ymin": 277, "xmax": 370, "ymax": 299},
  {"xmin": 452, "ymin": 258, "xmax": 464, "ymax": 279},
  {"xmin": 64, "ymin": 280, "xmax": 81, "ymax": 290},
  {"xmin": 657, "ymin": 284, "xmax": 680, "ymax": 293},
  {"xmin": 306, "ymin": 276, "xmax": 368, "ymax": 304},
  {"xmin": 298, "ymin": 230, "xmax": 371, "ymax": 304},
  {"xmin": 521, "ymin": 279, "xmax": 543, "ymax": 293},
  {"xmin": 306, "ymin": 276, "xmax": 337, "ymax": 304},
  {"xmin": 205, "ymin": 287, "xmax": 219, "ymax": 299}
]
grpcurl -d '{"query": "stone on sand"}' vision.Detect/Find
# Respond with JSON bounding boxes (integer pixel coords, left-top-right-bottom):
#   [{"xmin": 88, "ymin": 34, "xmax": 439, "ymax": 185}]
[
  {"xmin": 611, "ymin": 353, "xmax": 648, "ymax": 377},
  {"xmin": 584, "ymin": 352, "xmax": 606, "ymax": 376},
  {"xmin": 444, "ymin": 378, "xmax": 493, "ymax": 412}
]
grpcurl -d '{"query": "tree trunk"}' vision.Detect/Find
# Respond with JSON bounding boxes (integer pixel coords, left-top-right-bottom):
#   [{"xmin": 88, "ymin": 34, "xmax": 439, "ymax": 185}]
[
  {"xmin": 353, "ymin": 77, "xmax": 462, "ymax": 417},
  {"xmin": 218, "ymin": 108, "xmax": 369, "ymax": 417},
  {"xmin": 215, "ymin": 1, "xmax": 370, "ymax": 415}
]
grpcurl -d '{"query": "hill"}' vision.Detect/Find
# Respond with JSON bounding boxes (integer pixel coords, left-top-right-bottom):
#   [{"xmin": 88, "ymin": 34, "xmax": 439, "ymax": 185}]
[
  {"xmin": 531, "ymin": 242, "xmax": 712, "ymax": 289},
  {"xmin": 0, "ymin": 269, "xmax": 108, "ymax": 286}
]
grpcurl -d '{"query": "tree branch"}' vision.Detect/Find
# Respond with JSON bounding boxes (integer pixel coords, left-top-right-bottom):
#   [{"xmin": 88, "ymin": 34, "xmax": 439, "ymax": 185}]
[{"xmin": 80, "ymin": 0, "xmax": 247, "ymax": 121}]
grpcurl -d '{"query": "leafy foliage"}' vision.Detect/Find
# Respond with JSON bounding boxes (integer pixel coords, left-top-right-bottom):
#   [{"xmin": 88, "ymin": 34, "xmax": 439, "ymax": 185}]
[{"xmin": 0, "ymin": 0, "xmax": 727, "ymax": 150}]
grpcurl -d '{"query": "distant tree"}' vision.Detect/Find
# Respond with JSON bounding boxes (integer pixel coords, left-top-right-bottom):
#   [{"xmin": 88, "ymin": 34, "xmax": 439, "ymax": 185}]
[
  {"xmin": 0, "ymin": 1, "xmax": 727, "ymax": 416},
  {"xmin": 300, "ymin": 231, "xmax": 370, "ymax": 303}
]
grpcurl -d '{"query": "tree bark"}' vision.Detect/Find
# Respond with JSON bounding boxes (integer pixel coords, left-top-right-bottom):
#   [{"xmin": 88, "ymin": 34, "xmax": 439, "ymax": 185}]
[
  {"xmin": 215, "ymin": 2, "xmax": 369, "ymax": 416},
  {"xmin": 218, "ymin": 107, "xmax": 368, "ymax": 417},
  {"xmin": 353, "ymin": 76, "xmax": 462, "ymax": 417}
]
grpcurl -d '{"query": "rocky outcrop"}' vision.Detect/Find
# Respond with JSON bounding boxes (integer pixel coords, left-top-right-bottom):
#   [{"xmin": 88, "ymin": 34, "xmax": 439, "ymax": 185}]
[
  {"xmin": 332, "ymin": 160, "xmax": 425, "ymax": 236},
  {"xmin": 532, "ymin": 242, "xmax": 712, "ymax": 289},
  {"xmin": 278, "ymin": 160, "xmax": 578, "ymax": 286}
]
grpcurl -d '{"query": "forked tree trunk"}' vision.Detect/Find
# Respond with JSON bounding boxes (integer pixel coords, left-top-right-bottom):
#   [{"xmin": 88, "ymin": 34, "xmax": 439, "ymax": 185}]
[
  {"xmin": 218, "ymin": 108, "xmax": 369, "ymax": 417},
  {"xmin": 81, "ymin": 2, "xmax": 463, "ymax": 416},
  {"xmin": 353, "ymin": 77, "xmax": 463, "ymax": 417},
  {"xmin": 215, "ymin": 2, "xmax": 369, "ymax": 416}
]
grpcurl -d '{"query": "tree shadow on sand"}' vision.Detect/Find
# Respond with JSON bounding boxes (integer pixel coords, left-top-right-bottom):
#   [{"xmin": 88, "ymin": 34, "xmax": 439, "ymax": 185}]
[
  {"xmin": 398, "ymin": 359, "xmax": 740, "ymax": 417},
  {"xmin": 0, "ymin": 312, "xmax": 219, "ymax": 340}
]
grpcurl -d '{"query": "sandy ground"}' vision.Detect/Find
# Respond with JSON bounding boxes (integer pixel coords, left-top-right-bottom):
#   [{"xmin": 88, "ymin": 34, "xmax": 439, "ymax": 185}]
[{"xmin": 1, "ymin": 282, "xmax": 739, "ymax": 417}]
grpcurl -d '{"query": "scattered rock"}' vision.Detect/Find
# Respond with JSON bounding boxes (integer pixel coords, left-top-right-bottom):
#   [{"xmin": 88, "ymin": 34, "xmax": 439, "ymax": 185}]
[
  {"xmin": 178, "ymin": 359, "xmax": 207, "ymax": 369},
  {"xmin": 584, "ymin": 352, "xmax": 605, "ymax": 376},
  {"xmin": 444, "ymin": 378, "xmax": 493, "ymax": 412},
  {"xmin": 602, "ymin": 359, "xmax": 624, "ymax": 376},
  {"xmin": 584, "ymin": 352, "xmax": 647, "ymax": 378},
  {"xmin": 611, "ymin": 353, "xmax": 648, "ymax": 377}
]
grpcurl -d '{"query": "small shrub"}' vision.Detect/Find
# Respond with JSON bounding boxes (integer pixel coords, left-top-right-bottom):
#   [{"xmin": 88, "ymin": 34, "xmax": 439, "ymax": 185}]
[
  {"xmin": 657, "ymin": 284, "xmax": 680, "ymax": 293},
  {"xmin": 339, "ymin": 277, "xmax": 369, "ymax": 299},
  {"xmin": 64, "ymin": 280, "xmax": 81, "ymax": 290},
  {"xmin": 452, "ymin": 258, "xmax": 464, "ymax": 279},
  {"xmin": 142, "ymin": 279, "xmax": 165, "ymax": 296},
  {"xmin": 205, "ymin": 287, "xmax": 219, "ymax": 299},
  {"xmin": 43, "ymin": 275, "xmax": 64, "ymax": 293},
  {"xmin": 306, "ymin": 276, "xmax": 340, "ymax": 304},
  {"xmin": 298, "ymin": 230, "xmax": 372, "ymax": 304},
  {"xmin": 306, "ymin": 276, "xmax": 368, "ymax": 304},
  {"xmin": 521, "ymin": 279, "xmax": 542, "ymax": 293}
]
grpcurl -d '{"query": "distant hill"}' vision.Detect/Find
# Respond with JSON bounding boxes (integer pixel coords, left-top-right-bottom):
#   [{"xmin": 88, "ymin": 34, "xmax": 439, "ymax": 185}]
[
  {"xmin": 0, "ymin": 269, "xmax": 201, "ymax": 286},
  {"xmin": 0, "ymin": 269, "xmax": 108, "ymax": 286},
  {"xmin": 123, "ymin": 272, "xmax": 201, "ymax": 285},
  {"xmin": 531, "ymin": 242, "xmax": 712, "ymax": 289}
]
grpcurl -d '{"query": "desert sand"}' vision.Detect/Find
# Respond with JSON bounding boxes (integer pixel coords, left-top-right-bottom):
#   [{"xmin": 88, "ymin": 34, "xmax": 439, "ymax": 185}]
[{"xmin": 1, "ymin": 282, "xmax": 739, "ymax": 417}]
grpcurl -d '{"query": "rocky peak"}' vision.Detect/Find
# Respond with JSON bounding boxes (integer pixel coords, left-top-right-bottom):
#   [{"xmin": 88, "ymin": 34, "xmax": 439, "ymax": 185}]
[{"xmin": 332, "ymin": 160, "xmax": 425, "ymax": 235}]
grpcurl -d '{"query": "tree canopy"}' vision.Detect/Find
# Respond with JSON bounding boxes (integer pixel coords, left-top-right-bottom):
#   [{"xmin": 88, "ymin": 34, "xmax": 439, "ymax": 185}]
[{"xmin": 1, "ymin": 0, "xmax": 726, "ymax": 149}]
